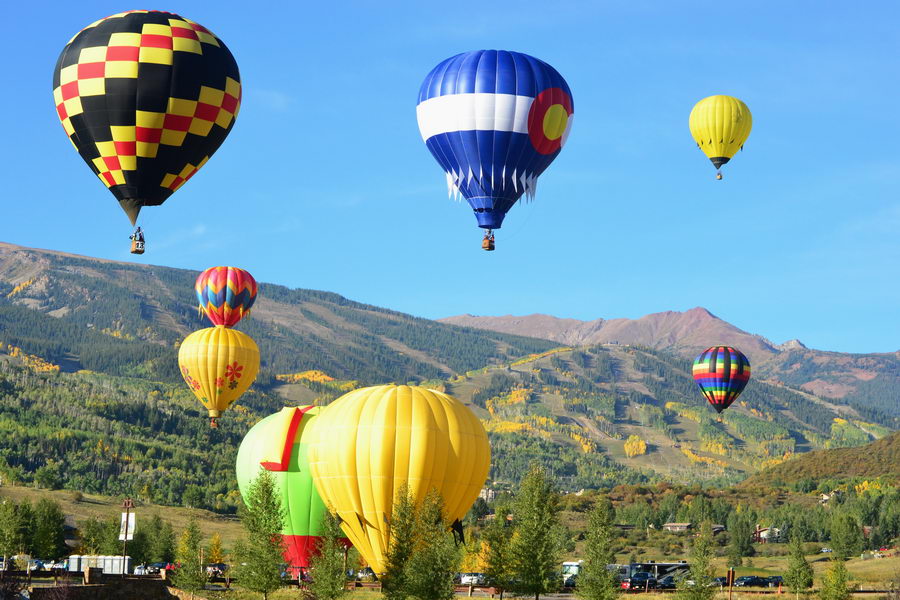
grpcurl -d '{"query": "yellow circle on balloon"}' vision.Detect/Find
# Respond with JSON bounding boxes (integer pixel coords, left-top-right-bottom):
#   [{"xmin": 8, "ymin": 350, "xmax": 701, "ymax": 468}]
[{"xmin": 543, "ymin": 104, "xmax": 569, "ymax": 140}]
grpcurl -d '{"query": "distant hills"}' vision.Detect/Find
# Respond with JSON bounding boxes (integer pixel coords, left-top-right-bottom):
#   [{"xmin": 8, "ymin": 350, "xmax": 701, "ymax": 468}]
[
  {"xmin": 440, "ymin": 310, "xmax": 900, "ymax": 423},
  {"xmin": 0, "ymin": 242, "xmax": 555, "ymax": 384},
  {"xmin": 743, "ymin": 431, "xmax": 900, "ymax": 487},
  {"xmin": 0, "ymin": 241, "xmax": 895, "ymax": 501}
]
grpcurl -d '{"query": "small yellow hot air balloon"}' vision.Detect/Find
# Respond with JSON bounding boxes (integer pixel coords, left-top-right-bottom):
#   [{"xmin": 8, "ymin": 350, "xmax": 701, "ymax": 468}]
[
  {"xmin": 177, "ymin": 326, "xmax": 259, "ymax": 426},
  {"xmin": 689, "ymin": 95, "xmax": 752, "ymax": 179},
  {"xmin": 307, "ymin": 385, "xmax": 490, "ymax": 573}
]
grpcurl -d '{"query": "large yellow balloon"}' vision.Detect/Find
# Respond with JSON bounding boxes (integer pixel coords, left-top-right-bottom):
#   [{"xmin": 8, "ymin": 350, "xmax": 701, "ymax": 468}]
[
  {"xmin": 177, "ymin": 326, "xmax": 259, "ymax": 425},
  {"xmin": 689, "ymin": 95, "xmax": 752, "ymax": 174},
  {"xmin": 307, "ymin": 385, "xmax": 490, "ymax": 573}
]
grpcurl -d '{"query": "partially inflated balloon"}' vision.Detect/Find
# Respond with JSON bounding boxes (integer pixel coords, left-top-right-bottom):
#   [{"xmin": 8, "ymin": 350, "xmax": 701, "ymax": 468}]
[
  {"xmin": 178, "ymin": 326, "xmax": 258, "ymax": 425},
  {"xmin": 308, "ymin": 385, "xmax": 490, "ymax": 573},
  {"xmin": 52, "ymin": 11, "xmax": 241, "ymax": 225},
  {"xmin": 689, "ymin": 95, "xmax": 752, "ymax": 175},
  {"xmin": 195, "ymin": 266, "xmax": 257, "ymax": 327},
  {"xmin": 237, "ymin": 406, "xmax": 347, "ymax": 576},
  {"xmin": 692, "ymin": 346, "xmax": 751, "ymax": 413},
  {"xmin": 417, "ymin": 50, "xmax": 573, "ymax": 231}
]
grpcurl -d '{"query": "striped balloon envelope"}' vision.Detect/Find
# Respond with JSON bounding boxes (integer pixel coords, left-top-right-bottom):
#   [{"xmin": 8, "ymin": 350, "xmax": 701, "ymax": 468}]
[
  {"xmin": 692, "ymin": 346, "xmax": 751, "ymax": 413},
  {"xmin": 416, "ymin": 50, "xmax": 573, "ymax": 232},
  {"xmin": 195, "ymin": 266, "xmax": 257, "ymax": 327}
]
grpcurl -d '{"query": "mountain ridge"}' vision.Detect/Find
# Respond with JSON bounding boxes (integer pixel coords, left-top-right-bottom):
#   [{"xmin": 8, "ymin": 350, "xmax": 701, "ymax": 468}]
[{"xmin": 439, "ymin": 310, "xmax": 900, "ymax": 415}]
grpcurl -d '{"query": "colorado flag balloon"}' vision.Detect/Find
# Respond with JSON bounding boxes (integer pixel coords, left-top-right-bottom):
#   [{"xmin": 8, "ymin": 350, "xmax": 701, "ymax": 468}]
[
  {"xmin": 417, "ymin": 50, "xmax": 573, "ymax": 231},
  {"xmin": 692, "ymin": 346, "xmax": 751, "ymax": 413}
]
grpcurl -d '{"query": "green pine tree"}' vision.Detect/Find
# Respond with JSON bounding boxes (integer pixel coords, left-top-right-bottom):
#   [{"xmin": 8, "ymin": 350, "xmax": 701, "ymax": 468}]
[
  {"xmin": 308, "ymin": 510, "xmax": 348, "ymax": 600},
  {"xmin": 726, "ymin": 508, "xmax": 755, "ymax": 567},
  {"xmin": 0, "ymin": 500, "xmax": 23, "ymax": 560},
  {"xmin": 405, "ymin": 490, "xmax": 460, "ymax": 600},
  {"xmin": 784, "ymin": 534, "xmax": 814, "ymax": 599},
  {"xmin": 509, "ymin": 466, "xmax": 563, "ymax": 600},
  {"xmin": 234, "ymin": 471, "xmax": 286, "ymax": 600},
  {"xmin": 818, "ymin": 559, "xmax": 851, "ymax": 600},
  {"xmin": 577, "ymin": 496, "xmax": 618, "ymax": 600},
  {"xmin": 482, "ymin": 511, "xmax": 512, "ymax": 598},
  {"xmin": 171, "ymin": 518, "xmax": 207, "ymax": 598},
  {"xmin": 382, "ymin": 484, "xmax": 416, "ymax": 600},
  {"xmin": 675, "ymin": 522, "xmax": 716, "ymax": 600},
  {"xmin": 829, "ymin": 514, "xmax": 863, "ymax": 560}
]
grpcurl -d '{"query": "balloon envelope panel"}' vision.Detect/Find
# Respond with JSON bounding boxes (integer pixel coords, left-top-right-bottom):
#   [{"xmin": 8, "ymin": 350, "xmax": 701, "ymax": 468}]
[
  {"xmin": 692, "ymin": 346, "xmax": 751, "ymax": 413},
  {"xmin": 308, "ymin": 385, "xmax": 490, "ymax": 572},
  {"xmin": 52, "ymin": 10, "xmax": 241, "ymax": 224},
  {"xmin": 417, "ymin": 50, "xmax": 573, "ymax": 229}
]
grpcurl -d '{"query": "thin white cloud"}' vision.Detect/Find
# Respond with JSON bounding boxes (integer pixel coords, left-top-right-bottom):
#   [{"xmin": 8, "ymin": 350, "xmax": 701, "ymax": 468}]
[{"xmin": 252, "ymin": 89, "xmax": 294, "ymax": 112}]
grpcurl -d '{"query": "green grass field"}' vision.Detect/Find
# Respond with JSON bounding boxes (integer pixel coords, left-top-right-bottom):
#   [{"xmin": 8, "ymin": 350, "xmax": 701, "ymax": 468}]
[{"xmin": 0, "ymin": 483, "xmax": 244, "ymax": 547}]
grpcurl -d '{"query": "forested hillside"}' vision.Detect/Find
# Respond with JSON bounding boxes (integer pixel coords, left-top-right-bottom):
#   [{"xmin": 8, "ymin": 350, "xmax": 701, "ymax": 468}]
[
  {"xmin": 743, "ymin": 432, "xmax": 900, "ymax": 488},
  {"xmin": 435, "ymin": 345, "xmax": 896, "ymax": 489},
  {"xmin": 0, "ymin": 243, "xmax": 556, "ymax": 383},
  {"xmin": 441, "ymin": 310, "xmax": 900, "ymax": 423},
  {"xmin": 0, "ymin": 242, "xmax": 895, "ymax": 507}
]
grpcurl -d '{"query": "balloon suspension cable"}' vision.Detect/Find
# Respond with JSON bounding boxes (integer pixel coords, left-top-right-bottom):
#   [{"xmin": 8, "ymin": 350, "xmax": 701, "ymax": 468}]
[{"xmin": 716, "ymin": 171, "xmax": 723, "ymax": 180}]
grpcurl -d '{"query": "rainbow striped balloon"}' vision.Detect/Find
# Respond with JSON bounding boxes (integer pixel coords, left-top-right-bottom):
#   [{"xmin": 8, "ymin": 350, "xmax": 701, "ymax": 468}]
[
  {"xmin": 692, "ymin": 346, "xmax": 751, "ymax": 413},
  {"xmin": 195, "ymin": 266, "xmax": 258, "ymax": 327}
]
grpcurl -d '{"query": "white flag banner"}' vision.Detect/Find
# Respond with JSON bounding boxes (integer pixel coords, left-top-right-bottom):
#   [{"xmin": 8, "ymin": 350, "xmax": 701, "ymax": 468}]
[{"xmin": 118, "ymin": 512, "xmax": 135, "ymax": 541}]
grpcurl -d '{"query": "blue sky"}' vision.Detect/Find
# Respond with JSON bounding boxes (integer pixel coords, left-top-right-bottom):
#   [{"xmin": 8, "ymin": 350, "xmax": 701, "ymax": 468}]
[{"xmin": 2, "ymin": 1, "xmax": 898, "ymax": 353}]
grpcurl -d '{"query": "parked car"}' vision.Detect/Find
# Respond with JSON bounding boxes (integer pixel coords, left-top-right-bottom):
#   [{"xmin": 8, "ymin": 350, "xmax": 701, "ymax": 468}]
[
  {"xmin": 563, "ymin": 574, "xmax": 578, "ymax": 588},
  {"xmin": 28, "ymin": 559, "xmax": 45, "ymax": 572},
  {"xmin": 712, "ymin": 577, "xmax": 727, "ymax": 587},
  {"xmin": 205, "ymin": 563, "xmax": 229, "ymax": 577},
  {"xmin": 820, "ymin": 548, "xmax": 833, "ymax": 553},
  {"xmin": 766, "ymin": 576, "xmax": 784, "ymax": 588},
  {"xmin": 621, "ymin": 572, "xmax": 657, "ymax": 591},
  {"xmin": 733, "ymin": 576, "xmax": 768, "ymax": 588},
  {"xmin": 147, "ymin": 562, "xmax": 174, "ymax": 574},
  {"xmin": 461, "ymin": 573, "xmax": 486, "ymax": 586},
  {"xmin": 657, "ymin": 574, "xmax": 678, "ymax": 589}
]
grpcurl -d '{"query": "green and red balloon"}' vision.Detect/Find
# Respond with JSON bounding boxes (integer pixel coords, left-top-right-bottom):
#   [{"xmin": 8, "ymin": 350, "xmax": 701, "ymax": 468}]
[{"xmin": 236, "ymin": 406, "xmax": 348, "ymax": 575}]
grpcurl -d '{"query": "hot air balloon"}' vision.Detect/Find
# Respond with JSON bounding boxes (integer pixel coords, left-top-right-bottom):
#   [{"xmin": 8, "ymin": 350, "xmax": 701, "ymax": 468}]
[
  {"xmin": 236, "ymin": 406, "xmax": 349, "ymax": 577},
  {"xmin": 178, "ymin": 326, "xmax": 258, "ymax": 426},
  {"xmin": 689, "ymin": 95, "xmax": 752, "ymax": 180},
  {"xmin": 307, "ymin": 385, "xmax": 490, "ymax": 573},
  {"xmin": 196, "ymin": 266, "xmax": 258, "ymax": 327},
  {"xmin": 417, "ymin": 50, "xmax": 573, "ymax": 250},
  {"xmin": 692, "ymin": 346, "xmax": 751, "ymax": 414},
  {"xmin": 52, "ymin": 10, "xmax": 241, "ymax": 253}
]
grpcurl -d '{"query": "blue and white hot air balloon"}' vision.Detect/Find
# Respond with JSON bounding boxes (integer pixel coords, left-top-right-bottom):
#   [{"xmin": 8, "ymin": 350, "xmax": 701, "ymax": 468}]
[{"xmin": 416, "ymin": 50, "xmax": 573, "ymax": 250}]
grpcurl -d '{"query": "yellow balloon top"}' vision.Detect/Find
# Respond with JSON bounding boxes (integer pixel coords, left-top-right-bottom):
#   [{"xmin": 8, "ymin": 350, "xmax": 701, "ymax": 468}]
[
  {"xmin": 307, "ymin": 384, "xmax": 490, "ymax": 573},
  {"xmin": 689, "ymin": 95, "xmax": 752, "ymax": 169}
]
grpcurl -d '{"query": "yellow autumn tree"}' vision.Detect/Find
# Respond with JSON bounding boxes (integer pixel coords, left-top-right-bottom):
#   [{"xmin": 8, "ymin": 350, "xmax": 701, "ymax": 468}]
[
  {"xmin": 207, "ymin": 532, "xmax": 225, "ymax": 563},
  {"xmin": 624, "ymin": 435, "xmax": 648, "ymax": 457}
]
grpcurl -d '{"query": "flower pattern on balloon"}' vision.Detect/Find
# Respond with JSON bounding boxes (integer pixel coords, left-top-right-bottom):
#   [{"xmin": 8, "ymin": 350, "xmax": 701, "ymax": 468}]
[{"xmin": 225, "ymin": 362, "xmax": 243, "ymax": 381}]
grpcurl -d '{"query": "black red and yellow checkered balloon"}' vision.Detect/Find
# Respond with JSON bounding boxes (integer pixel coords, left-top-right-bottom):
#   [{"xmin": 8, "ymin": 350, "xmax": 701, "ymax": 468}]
[{"xmin": 52, "ymin": 10, "xmax": 241, "ymax": 225}]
